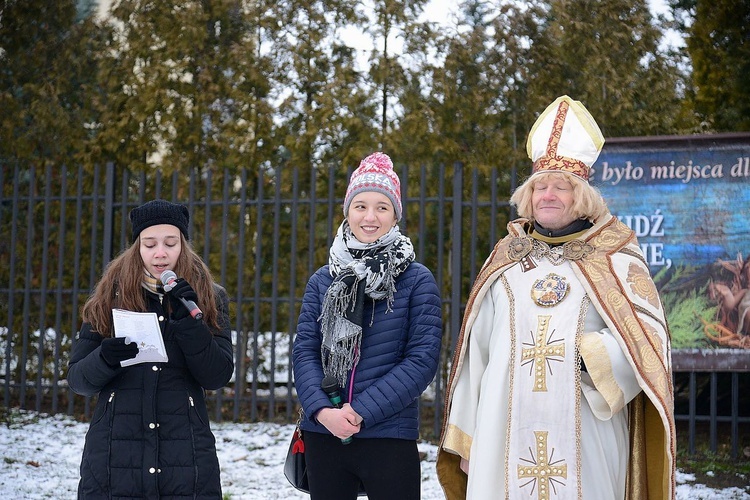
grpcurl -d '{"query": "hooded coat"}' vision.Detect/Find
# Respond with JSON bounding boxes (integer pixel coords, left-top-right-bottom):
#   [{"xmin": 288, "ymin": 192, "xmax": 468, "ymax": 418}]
[{"xmin": 67, "ymin": 285, "xmax": 234, "ymax": 499}]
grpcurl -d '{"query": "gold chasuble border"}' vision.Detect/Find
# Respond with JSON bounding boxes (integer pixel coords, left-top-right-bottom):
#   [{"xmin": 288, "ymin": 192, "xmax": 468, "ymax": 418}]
[
  {"xmin": 574, "ymin": 296, "xmax": 588, "ymax": 499},
  {"xmin": 573, "ymin": 217, "xmax": 673, "ymax": 413},
  {"xmin": 501, "ymin": 274, "xmax": 516, "ymax": 500},
  {"xmin": 572, "ymin": 216, "xmax": 676, "ymax": 499}
]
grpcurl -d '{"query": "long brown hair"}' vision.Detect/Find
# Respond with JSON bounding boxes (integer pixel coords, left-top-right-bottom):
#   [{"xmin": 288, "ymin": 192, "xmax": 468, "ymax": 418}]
[{"xmin": 81, "ymin": 234, "xmax": 221, "ymax": 336}]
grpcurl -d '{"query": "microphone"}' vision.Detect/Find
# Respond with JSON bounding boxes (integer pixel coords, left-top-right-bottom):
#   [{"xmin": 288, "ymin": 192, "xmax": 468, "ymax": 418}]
[
  {"xmin": 321, "ymin": 375, "xmax": 352, "ymax": 445},
  {"xmin": 160, "ymin": 270, "xmax": 204, "ymax": 320}
]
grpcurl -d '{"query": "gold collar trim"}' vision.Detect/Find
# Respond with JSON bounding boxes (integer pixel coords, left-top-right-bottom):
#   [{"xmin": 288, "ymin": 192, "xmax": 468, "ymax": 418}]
[{"xmin": 506, "ymin": 234, "xmax": 593, "ymax": 264}]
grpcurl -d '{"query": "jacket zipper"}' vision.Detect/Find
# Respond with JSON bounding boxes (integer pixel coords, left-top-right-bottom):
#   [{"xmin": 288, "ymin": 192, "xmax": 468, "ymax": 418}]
[
  {"xmin": 106, "ymin": 391, "xmax": 115, "ymax": 498},
  {"xmin": 188, "ymin": 394, "xmax": 199, "ymax": 498}
]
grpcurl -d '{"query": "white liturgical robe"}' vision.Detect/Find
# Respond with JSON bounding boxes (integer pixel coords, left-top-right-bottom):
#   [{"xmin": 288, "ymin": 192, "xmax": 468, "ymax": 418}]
[
  {"xmin": 447, "ymin": 259, "xmax": 642, "ymax": 499},
  {"xmin": 437, "ymin": 216, "xmax": 675, "ymax": 500}
]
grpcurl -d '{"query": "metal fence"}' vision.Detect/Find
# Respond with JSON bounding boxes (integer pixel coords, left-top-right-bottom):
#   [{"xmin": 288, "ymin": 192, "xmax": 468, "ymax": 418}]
[{"xmin": 1, "ymin": 162, "xmax": 747, "ymax": 455}]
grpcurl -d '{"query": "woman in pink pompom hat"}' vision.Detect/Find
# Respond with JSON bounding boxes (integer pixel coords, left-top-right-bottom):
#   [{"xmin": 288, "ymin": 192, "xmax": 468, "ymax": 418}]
[{"xmin": 292, "ymin": 153, "xmax": 443, "ymax": 499}]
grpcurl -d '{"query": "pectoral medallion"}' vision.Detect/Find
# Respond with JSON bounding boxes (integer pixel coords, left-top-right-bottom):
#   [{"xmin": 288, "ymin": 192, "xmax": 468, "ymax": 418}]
[{"xmin": 531, "ymin": 273, "xmax": 570, "ymax": 307}]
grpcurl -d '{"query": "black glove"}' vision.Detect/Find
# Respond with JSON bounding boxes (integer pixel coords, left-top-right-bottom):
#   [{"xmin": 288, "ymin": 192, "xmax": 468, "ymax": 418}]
[
  {"xmin": 166, "ymin": 278, "xmax": 199, "ymax": 320},
  {"xmin": 100, "ymin": 337, "xmax": 139, "ymax": 367}
]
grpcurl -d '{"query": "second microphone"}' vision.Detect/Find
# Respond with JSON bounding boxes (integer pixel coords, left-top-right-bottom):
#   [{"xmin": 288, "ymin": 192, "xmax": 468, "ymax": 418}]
[{"xmin": 321, "ymin": 376, "xmax": 352, "ymax": 445}]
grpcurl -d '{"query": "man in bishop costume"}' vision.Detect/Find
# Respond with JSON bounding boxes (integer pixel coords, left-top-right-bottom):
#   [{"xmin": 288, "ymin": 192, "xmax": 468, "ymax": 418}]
[{"xmin": 437, "ymin": 96, "xmax": 676, "ymax": 500}]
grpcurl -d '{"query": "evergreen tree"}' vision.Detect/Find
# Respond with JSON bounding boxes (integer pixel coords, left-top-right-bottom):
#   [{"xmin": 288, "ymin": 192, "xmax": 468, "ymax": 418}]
[
  {"xmin": 525, "ymin": 0, "xmax": 686, "ymax": 137},
  {"xmin": 93, "ymin": 0, "xmax": 275, "ymax": 172},
  {"xmin": 0, "ymin": 0, "xmax": 103, "ymax": 165},
  {"xmin": 419, "ymin": 1, "xmax": 542, "ymax": 174},
  {"xmin": 366, "ymin": 0, "xmax": 430, "ymax": 151},
  {"xmin": 673, "ymin": 0, "xmax": 750, "ymax": 131},
  {"xmin": 268, "ymin": 0, "xmax": 378, "ymax": 169}
]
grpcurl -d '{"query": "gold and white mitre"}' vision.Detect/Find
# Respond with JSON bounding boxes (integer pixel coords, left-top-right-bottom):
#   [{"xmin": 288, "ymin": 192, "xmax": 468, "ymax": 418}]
[{"xmin": 526, "ymin": 95, "xmax": 604, "ymax": 182}]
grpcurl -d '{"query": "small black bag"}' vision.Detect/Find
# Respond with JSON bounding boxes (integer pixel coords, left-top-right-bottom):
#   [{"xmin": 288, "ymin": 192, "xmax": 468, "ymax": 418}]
[
  {"xmin": 283, "ymin": 409, "xmax": 367, "ymax": 496},
  {"xmin": 283, "ymin": 419, "xmax": 309, "ymax": 492}
]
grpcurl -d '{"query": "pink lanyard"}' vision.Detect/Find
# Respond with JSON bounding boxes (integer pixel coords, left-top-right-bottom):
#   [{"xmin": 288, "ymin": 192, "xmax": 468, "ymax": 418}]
[{"xmin": 347, "ymin": 346, "xmax": 360, "ymax": 402}]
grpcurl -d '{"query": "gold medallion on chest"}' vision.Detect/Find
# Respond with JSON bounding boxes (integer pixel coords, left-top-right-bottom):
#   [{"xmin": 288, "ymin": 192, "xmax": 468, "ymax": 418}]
[{"xmin": 530, "ymin": 273, "xmax": 570, "ymax": 307}]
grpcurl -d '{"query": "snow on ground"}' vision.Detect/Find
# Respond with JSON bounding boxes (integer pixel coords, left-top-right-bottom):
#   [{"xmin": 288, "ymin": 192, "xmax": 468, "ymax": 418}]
[{"xmin": 0, "ymin": 410, "xmax": 748, "ymax": 499}]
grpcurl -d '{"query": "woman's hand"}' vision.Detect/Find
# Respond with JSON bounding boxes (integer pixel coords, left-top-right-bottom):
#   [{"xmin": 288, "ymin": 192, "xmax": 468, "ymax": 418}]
[
  {"xmin": 166, "ymin": 278, "xmax": 200, "ymax": 320},
  {"xmin": 99, "ymin": 337, "xmax": 138, "ymax": 367},
  {"xmin": 340, "ymin": 403, "xmax": 363, "ymax": 425},
  {"xmin": 316, "ymin": 407, "xmax": 361, "ymax": 440}
]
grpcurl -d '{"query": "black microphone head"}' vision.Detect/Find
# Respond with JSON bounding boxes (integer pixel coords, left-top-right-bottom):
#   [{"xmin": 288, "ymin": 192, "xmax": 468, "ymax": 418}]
[
  {"xmin": 160, "ymin": 269, "xmax": 178, "ymax": 286},
  {"xmin": 321, "ymin": 376, "xmax": 339, "ymax": 393}
]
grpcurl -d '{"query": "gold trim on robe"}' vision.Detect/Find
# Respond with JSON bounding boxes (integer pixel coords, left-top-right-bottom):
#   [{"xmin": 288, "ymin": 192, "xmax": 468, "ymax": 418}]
[{"xmin": 437, "ymin": 214, "xmax": 675, "ymax": 500}]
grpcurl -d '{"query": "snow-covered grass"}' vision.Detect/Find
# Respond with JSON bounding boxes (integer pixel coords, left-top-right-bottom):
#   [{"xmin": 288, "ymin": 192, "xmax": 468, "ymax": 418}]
[{"xmin": 1, "ymin": 409, "xmax": 748, "ymax": 499}]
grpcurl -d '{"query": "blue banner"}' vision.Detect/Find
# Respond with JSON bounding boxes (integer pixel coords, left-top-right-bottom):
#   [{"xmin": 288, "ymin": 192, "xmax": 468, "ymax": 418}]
[{"xmin": 592, "ymin": 135, "xmax": 750, "ymax": 351}]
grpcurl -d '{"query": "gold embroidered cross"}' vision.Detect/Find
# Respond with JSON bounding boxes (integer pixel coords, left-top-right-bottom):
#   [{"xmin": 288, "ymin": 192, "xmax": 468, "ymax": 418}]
[
  {"xmin": 521, "ymin": 315, "xmax": 565, "ymax": 391},
  {"xmin": 517, "ymin": 430, "xmax": 568, "ymax": 500}
]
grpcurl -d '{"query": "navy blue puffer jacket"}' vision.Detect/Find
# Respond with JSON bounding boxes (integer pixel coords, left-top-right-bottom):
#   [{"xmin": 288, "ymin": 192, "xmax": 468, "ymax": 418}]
[
  {"xmin": 67, "ymin": 285, "xmax": 234, "ymax": 499},
  {"xmin": 293, "ymin": 262, "xmax": 442, "ymax": 440}
]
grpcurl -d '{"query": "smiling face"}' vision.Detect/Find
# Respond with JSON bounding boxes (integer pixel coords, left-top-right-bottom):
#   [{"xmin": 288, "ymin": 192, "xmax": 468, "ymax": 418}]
[
  {"xmin": 346, "ymin": 191, "xmax": 397, "ymax": 243},
  {"xmin": 531, "ymin": 176, "xmax": 578, "ymax": 230},
  {"xmin": 139, "ymin": 224, "xmax": 183, "ymax": 278}
]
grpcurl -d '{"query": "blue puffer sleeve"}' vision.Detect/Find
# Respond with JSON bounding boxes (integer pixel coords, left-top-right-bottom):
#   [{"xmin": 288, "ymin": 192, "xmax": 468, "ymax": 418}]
[
  {"xmin": 292, "ymin": 267, "xmax": 333, "ymax": 424},
  {"xmin": 351, "ymin": 264, "xmax": 442, "ymax": 427}
]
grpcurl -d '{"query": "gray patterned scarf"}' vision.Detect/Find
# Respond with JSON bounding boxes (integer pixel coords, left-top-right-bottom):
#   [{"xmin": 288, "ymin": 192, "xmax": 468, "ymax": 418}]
[{"xmin": 319, "ymin": 220, "xmax": 415, "ymax": 386}]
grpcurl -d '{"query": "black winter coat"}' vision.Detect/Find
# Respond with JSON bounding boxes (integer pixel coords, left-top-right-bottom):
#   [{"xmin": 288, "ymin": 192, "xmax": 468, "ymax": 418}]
[{"xmin": 67, "ymin": 285, "xmax": 234, "ymax": 499}]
